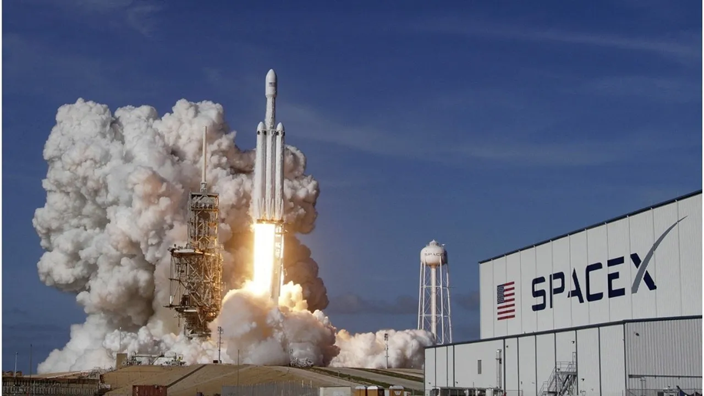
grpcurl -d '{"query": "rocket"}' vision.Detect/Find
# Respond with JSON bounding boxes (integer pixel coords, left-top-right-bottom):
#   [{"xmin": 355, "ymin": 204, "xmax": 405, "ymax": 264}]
[{"xmin": 252, "ymin": 69, "xmax": 285, "ymax": 223}]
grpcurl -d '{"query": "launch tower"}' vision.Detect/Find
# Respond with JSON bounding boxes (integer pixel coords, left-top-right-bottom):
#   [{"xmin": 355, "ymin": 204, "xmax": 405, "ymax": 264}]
[
  {"xmin": 418, "ymin": 240, "xmax": 452, "ymax": 344},
  {"xmin": 166, "ymin": 127, "xmax": 223, "ymax": 339}
]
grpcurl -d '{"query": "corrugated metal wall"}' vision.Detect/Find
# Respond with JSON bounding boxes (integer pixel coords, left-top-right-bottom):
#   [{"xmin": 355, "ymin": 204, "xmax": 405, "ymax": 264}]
[
  {"xmin": 577, "ymin": 327, "xmax": 600, "ymax": 395},
  {"xmin": 426, "ymin": 317, "xmax": 701, "ymax": 395},
  {"xmin": 599, "ymin": 324, "xmax": 626, "ymax": 394},
  {"xmin": 534, "ymin": 332, "xmax": 555, "ymax": 395},
  {"xmin": 625, "ymin": 317, "xmax": 702, "ymax": 389},
  {"xmin": 517, "ymin": 336, "xmax": 537, "ymax": 396},
  {"xmin": 438, "ymin": 339, "xmax": 503, "ymax": 390},
  {"xmin": 504, "ymin": 338, "xmax": 518, "ymax": 392},
  {"xmin": 436, "ymin": 347, "xmax": 448, "ymax": 388}
]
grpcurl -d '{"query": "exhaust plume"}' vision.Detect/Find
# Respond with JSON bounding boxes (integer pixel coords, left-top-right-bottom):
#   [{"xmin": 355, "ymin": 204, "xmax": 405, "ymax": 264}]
[{"xmin": 33, "ymin": 98, "xmax": 432, "ymax": 373}]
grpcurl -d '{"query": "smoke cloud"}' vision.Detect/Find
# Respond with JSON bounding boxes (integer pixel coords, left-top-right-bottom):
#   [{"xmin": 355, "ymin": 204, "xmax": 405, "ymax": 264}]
[{"xmin": 33, "ymin": 98, "xmax": 433, "ymax": 373}]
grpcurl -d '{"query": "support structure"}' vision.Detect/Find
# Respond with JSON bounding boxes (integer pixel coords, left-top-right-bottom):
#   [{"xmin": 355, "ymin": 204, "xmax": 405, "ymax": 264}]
[
  {"xmin": 166, "ymin": 127, "xmax": 223, "ymax": 339},
  {"xmin": 418, "ymin": 240, "xmax": 453, "ymax": 345}
]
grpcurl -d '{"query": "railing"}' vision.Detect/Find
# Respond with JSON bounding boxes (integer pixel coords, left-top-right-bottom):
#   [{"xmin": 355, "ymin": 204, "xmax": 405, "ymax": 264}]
[
  {"xmin": 626, "ymin": 389, "xmax": 702, "ymax": 396},
  {"xmin": 539, "ymin": 352, "xmax": 578, "ymax": 396}
]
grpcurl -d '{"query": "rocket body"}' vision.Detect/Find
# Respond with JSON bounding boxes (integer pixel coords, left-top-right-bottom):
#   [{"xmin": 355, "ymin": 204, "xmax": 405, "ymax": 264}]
[
  {"xmin": 252, "ymin": 69, "xmax": 286, "ymax": 303},
  {"xmin": 253, "ymin": 69, "xmax": 285, "ymax": 223}
]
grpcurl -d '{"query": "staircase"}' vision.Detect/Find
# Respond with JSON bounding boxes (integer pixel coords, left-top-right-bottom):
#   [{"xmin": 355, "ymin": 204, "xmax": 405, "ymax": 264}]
[{"xmin": 539, "ymin": 352, "xmax": 578, "ymax": 396}]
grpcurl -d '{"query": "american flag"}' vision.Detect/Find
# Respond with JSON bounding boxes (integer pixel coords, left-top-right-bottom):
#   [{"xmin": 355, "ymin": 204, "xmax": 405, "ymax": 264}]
[{"xmin": 496, "ymin": 281, "xmax": 515, "ymax": 321}]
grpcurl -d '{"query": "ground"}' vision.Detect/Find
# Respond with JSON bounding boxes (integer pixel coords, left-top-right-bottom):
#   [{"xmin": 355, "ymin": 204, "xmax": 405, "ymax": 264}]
[{"xmin": 96, "ymin": 364, "xmax": 425, "ymax": 396}]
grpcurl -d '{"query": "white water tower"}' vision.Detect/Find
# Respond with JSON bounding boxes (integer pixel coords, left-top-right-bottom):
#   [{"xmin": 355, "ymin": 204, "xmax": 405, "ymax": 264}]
[{"xmin": 418, "ymin": 240, "xmax": 452, "ymax": 344}]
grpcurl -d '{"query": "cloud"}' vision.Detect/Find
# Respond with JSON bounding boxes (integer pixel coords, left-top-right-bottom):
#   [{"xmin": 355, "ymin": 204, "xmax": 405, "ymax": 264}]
[
  {"xmin": 3, "ymin": 34, "xmax": 159, "ymax": 103},
  {"xmin": 4, "ymin": 34, "xmax": 111, "ymax": 98},
  {"xmin": 455, "ymin": 291, "xmax": 480, "ymax": 311},
  {"xmin": 24, "ymin": 0, "xmax": 164, "ymax": 37},
  {"xmin": 6, "ymin": 323, "xmax": 66, "ymax": 333},
  {"xmin": 327, "ymin": 290, "xmax": 478, "ymax": 316},
  {"xmin": 582, "ymin": 76, "xmax": 701, "ymax": 103},
  {"xmin": 327, "ymin": 293, "xmax": 418, "ymax": 315},
  {"xmin": 6, "ymin": 307, "xmax": 30, "ymax": 318},
  {"xmin": 282, "ymin": 103, "xmax": 686, "ymax": 167},
  {"xmin": 446, "ymin": 132, "xmax": 685, "ymax": 167},
  {"xmin": 414, "ymin": 18, "xmax": 701, "ymax": 64}
]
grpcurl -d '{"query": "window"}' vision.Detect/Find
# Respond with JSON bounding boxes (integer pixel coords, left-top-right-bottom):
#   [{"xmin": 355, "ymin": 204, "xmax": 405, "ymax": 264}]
[{"xmin": 477, "ymin": 359, "xmax": 482, "ymax": 374}]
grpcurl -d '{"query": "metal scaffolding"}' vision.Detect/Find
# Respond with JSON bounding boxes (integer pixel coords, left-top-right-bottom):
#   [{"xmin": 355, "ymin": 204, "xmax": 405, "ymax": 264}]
[{"xmin": 166, "ymin": 127, "xmax": 223, "ymax": 339}]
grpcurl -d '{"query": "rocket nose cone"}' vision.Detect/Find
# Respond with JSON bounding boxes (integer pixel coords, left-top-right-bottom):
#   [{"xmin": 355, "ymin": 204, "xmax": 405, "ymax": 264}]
[
  {"xmin": 276, "ymin": 122, "xmax": 284, "ymax": 131},
  {"xmin": 257, "ymin": 121, "xmax": 266, "ymax": 131},
  {"xmin": 266, "ymin": 69, "xmax": 277, "ymax": 96}
]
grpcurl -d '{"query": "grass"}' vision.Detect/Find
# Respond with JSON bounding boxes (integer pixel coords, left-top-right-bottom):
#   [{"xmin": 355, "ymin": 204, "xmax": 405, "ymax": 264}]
[
  {"xmin": 356, "ymin": 368, "xmax": 423, "ymax": 384},
  {"xmin": 307, "ymin": 367, "xmax": 396, "ymax": 388}
]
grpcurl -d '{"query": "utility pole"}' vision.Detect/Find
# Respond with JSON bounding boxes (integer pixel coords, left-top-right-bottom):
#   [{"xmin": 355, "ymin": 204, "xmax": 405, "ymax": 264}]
[
  {"xmin": 118, "ymin": 327, "xmax": 122, "ymax": 354},
  {"xmin": 14, "ymin": 352, "xmax": 17, "ymax": 377},
  {"xmin": 29, "ymin": 344, "xmax": 33, "ymax": 396},
  {"xmin": 384, "ymin": 333, "xmax": 389, "ymax": 369},
  {"xmin": 217, "ymin": 326, "xmax": 223, "ymax": 363}
]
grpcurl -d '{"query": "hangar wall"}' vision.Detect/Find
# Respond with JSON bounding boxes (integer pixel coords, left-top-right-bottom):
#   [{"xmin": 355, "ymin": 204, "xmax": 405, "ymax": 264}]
[
  {"xmin": 425, "ymin": 317, "xmax": 702, "ymax": 396},
  {"xmin": 480, "ymin": 192, "xmax": 702, "ymax": 339}
]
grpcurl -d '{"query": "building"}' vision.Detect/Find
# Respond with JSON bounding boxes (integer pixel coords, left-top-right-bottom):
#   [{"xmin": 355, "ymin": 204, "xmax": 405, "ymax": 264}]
[{"xmin": 425, "ymin": 191, "xmax": 702, "ymax": 396}]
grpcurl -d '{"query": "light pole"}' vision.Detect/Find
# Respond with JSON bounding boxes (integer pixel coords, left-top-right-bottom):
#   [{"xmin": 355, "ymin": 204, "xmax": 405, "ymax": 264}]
[
  {"xmin": 217, "ymin": 326, "xmax": 223, "ymax": 363},
  {"xmin": 29, "ymin": 344, "xmax": 33, "ymax": 396},
  {"xmin": 384, "ymin": 333, "xmax": 389, "ymax": 369}
]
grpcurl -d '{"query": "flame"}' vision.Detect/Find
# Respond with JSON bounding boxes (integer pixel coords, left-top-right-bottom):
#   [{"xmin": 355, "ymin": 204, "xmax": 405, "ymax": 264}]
[{"xmin": 248, "ymin": 222, "xmax": 277, "ymax": 296}]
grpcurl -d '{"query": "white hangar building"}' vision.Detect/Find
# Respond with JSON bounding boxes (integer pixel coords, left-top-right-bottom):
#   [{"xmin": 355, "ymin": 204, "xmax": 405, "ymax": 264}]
[{"xmin": 425, "ymin": 191, "xmax": 702, "ymax": 396}]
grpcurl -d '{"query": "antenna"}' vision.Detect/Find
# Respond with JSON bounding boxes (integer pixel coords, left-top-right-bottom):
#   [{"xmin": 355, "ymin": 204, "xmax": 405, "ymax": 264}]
[{"xmin": 201, "ymin": 126, "xmax": 207, "ymax": 192}]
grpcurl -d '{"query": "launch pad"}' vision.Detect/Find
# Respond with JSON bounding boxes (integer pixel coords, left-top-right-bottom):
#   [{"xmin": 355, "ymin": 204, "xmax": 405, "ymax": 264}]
[
  {"xmin": 166, "ymin": 128, "xmax": 224, "ymax": 339},
  {"xmin": 166, "ymin": 69, "xmax": 289, "ymax": 339}
]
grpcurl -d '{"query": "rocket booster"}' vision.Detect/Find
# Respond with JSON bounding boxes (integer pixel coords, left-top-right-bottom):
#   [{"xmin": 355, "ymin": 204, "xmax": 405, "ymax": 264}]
[{"xmin": 253, "ymin": 69, "xmax": 285, "ymax": 223}]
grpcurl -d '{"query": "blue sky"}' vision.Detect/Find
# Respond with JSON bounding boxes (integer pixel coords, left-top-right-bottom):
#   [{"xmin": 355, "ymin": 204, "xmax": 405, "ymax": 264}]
[{"xmin": 3, "ymin": 0, "xmax": 701, "ymax": 372}]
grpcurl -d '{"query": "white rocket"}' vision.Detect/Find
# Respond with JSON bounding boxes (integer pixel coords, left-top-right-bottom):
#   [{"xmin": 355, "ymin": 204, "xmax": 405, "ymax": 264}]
[{"xmin": 252, "ymin": 69, "xmax": 285, "ymax": 223}]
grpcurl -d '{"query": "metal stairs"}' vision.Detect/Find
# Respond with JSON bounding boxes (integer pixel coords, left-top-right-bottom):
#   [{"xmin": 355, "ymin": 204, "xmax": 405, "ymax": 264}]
[{"xmin": 539, "ymin": 352, "xmax": 578, "ymax": 396}]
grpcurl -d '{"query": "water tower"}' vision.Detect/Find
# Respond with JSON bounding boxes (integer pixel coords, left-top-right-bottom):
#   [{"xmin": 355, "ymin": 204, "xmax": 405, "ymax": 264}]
[{"xmin": 418, "ymin": 240, "xmax": 452, "ymax": 344}]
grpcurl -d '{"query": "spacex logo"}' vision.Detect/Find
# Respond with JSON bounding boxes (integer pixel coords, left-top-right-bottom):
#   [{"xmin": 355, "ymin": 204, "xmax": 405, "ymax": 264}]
[{"xmin": 531, "ymin": 217, "xmax": 686, "ymax": 311}]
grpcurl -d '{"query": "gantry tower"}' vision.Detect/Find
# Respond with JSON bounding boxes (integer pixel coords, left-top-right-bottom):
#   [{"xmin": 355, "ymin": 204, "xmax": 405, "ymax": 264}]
[{"xmin": 166, "ymin": 127, "xmax": 223, "ymax": 339}]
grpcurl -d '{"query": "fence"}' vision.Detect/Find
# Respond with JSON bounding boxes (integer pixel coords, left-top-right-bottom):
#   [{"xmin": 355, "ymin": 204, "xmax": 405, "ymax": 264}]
[
  {"xmin": 626, "ymin": 389, "xmax": 702, "ymax": 396},
  {"xmin": 1, "ymin": 377, "xmax": 100, "ymax": 396},
  {"xmin": 222, "ymin": 381, "xmax": 319, "ymax": 396}
]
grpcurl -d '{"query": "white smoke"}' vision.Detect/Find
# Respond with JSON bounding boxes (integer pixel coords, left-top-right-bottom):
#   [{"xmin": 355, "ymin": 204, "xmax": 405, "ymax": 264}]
[
  {"xmin": 330, "ymin": 329, "xmax": 434, "ymax": 368},
  {"xmin": 33, "ymin": 98, "xmax": 433, "ymax": 373}
]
